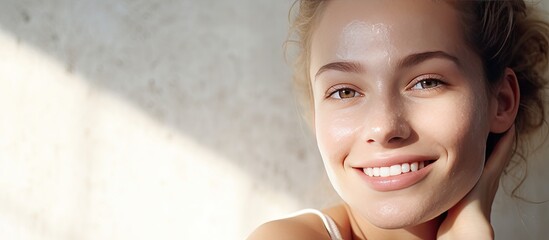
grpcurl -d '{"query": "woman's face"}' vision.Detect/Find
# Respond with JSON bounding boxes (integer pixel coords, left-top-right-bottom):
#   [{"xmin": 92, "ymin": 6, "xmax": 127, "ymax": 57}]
[{"xmin": 310, "ymin": 0, "xmax": 496, "ymax": 228}]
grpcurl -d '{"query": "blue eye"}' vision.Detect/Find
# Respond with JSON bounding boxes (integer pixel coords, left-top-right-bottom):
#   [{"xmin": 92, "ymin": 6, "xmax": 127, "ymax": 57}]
[
  {"xmin": 329, "ymin": 88, "xmax": 359, "ymax": 99},
  {"xmin": 411, "ymin": 79, "xmax": 442, "ymax": 90}
]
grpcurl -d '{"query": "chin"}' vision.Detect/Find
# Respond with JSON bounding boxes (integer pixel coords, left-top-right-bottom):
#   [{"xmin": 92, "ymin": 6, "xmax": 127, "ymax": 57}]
[
  {"xmin": 370, "ymin": 216, "xmax": 427, "ymax": 229},
  {"xmin": 358, "ymin": 200, "xmax": 443, "ymax": 229},
  {"xmin": 368, "ymin": 213, "xmax": 425, "ymax": 229}
]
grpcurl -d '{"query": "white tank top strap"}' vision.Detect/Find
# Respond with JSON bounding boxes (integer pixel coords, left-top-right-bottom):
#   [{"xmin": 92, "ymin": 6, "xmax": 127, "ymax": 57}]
[{"xmin": 288, "ymin": 208, "xmax": 343, "ymax": 240}]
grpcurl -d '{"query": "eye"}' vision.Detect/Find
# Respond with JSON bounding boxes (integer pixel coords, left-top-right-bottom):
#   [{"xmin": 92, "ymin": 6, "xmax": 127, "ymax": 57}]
[
  {"xmin": 410, "ymin": 78, "xmax": 443, "ymax": 90},
  {"xmin": 329, "ymin": 88, "xmax": 360, "ymax": 99}
]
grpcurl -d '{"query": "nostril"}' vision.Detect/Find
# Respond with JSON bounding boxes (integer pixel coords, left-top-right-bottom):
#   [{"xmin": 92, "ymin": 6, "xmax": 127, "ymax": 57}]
[{"xmin": 388, "ymin": 136, "xmax": 404, "ymax": 143}]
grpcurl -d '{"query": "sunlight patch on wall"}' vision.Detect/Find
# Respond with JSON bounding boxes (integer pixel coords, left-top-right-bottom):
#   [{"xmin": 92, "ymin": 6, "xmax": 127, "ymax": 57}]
[{"xmin": 0, "ymin": 28, "xmax": 297, "ymax": 240}]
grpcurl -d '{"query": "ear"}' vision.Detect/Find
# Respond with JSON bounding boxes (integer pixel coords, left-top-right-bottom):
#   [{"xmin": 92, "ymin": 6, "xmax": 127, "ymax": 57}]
[{"xmin": 490, "ymin": 68, "xmax": 520, "ymax": 133}]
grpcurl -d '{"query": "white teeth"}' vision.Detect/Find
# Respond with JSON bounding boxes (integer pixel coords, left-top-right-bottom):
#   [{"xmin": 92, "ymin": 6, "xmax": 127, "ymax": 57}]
[
  {"xmin": 379, "ymin": 167, "xmax": 390, "ymax": 177},
  {"xmin": 410, "ymin": 162, "xmax": 418, "ymax": 172},
  {"xmin": 390, "ymin": 165, "xmax": 401, "ymax": 176},
  {"xmin": 363, "ymin": 161, "xmax": 430, "ymax": 177},
  {"xmin": 401, "ymin": 163, "xmax": 410, "ymax": 173},
  {"xmin": 364, "ymin": 167, "xmax": 373, "ymax": 176}
]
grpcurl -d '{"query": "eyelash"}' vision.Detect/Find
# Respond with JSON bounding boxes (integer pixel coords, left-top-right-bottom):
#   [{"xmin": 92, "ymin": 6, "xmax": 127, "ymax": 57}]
[
  {"xmin": 326, "ymin": 85, "xmax": 362, "ymax": 99},
  {"xmin": 409, "ymin": 75, "xmax": 446, "ymax": 91}
]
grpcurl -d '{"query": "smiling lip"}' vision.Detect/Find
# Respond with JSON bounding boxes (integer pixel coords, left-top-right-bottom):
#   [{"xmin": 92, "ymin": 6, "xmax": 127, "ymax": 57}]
[{"xmin": 352, "ymin": 155, "xmax": 436, "ymax": 191}]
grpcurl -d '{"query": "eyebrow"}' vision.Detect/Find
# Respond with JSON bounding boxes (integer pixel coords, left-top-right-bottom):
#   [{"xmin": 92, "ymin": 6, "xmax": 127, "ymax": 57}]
[
  {"xmin": 397, "ymin": 51, "xmax": 461, "ymax": 69},
  {"xmin": 315, "ymin": 61, "xmax": 364, "ymax": 79},
  {"xmin": 314, "ymin": 51, "xmax": 460, "ymax": 80}
]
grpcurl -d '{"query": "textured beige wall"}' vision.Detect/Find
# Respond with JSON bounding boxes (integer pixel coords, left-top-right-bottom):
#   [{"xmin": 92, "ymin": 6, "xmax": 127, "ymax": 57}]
[{"xmin": 0, "ymin": 1, "xmax": 547, "ymax": 240}]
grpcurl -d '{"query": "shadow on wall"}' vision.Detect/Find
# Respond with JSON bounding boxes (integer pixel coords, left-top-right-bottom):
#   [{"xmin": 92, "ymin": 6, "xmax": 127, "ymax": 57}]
[{"xmin": 0, "ymin": 0, "xmax": 333, "ymax": 211}]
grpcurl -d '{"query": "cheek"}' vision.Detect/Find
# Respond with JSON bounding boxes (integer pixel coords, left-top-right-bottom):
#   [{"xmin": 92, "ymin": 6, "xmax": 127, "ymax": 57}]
[
  {"xmin": 416, "ymin": 93, "xmax": 489, "ymax": 200},
  {"xmin": 449, "ymin": 102, "xmax": 489, "ymax": 183},
  {"xmin": 314, "ymin": 107, "xmax": 365, "ymax": 196},
  {"xmin": 413, "ymin": 88, "xmax": 489, "ymax": 153},
  {"xmin": 451, "ymin": 96, "xmax": 490, "ymax": 161},
  {"xmin": 315, "ymin": 108, "xmax": 362, "ymax": 164}
]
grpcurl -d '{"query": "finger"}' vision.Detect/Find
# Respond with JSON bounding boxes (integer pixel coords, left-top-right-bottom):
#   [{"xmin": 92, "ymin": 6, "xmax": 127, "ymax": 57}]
[{"xmin": 484, "ymin": 124, "xmax": 515, "ymax": 176}]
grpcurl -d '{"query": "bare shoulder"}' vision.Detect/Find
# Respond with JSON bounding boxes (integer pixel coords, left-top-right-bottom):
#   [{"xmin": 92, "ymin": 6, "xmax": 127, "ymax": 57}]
[{"xmin": 247, "ymin": 213, "xmax": 331, "ymax": 240}]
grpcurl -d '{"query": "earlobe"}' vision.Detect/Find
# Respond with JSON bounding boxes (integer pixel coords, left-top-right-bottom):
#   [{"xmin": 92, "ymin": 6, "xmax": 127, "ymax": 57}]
[{"xmin": 490, "ymin": 68, "xmax": 520, "ymax": 133}]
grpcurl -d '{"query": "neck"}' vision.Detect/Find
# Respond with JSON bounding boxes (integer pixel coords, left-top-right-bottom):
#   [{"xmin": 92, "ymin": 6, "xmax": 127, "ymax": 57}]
[{"xmin": 345, "ymin": 204, "xmax": 443, "ymax": 240}]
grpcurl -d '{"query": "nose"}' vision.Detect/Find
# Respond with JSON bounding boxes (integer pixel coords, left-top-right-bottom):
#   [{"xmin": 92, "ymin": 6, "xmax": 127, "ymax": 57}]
[{"xmin": 363, "ymin": 101, "xmax": 411, "ymax": 147}]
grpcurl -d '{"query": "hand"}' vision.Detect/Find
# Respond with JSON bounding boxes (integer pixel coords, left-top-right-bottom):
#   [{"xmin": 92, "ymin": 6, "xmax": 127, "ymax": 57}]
[{"xmin": 437, "ymin": 125, "xmax": 516, "ymax": 239}]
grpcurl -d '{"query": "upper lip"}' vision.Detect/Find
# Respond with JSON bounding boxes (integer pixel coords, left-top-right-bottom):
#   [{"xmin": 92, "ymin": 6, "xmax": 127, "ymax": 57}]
[{"xmin": 351, "ymin": 154, "xmax": 437, "ymax": 169}]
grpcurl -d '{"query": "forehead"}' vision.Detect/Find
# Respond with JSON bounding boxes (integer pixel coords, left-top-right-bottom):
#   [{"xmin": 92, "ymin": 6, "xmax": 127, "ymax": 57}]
[{"xmin": 310, "ymin": 0, "xmax": 469, "ymax": 72}]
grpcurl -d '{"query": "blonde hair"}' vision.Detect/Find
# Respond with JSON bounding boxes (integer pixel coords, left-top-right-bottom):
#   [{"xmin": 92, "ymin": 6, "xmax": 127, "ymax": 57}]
[{"xmin": 286, "ymin": 0, "xmax": 549, "ymax": 196}]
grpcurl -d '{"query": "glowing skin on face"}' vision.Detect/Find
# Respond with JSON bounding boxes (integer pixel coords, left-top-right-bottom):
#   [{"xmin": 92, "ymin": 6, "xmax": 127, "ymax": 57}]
[
  {"xmin": 337, "ymin": 21, "xmax": 393, "ymax": 64},
  {"xmin": 330, "ymin": 118, "xmax": 362, "ymax": 143},
  {"xmin": 310, "ymin": 0, "xmax": 494, "ymax": 230}
]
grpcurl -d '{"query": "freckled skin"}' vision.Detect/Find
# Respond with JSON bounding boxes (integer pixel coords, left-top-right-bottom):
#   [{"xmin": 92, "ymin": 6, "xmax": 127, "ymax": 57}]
[{"xmin": 310, "ymin": 0, "xmax": 495, "ymax": 235}]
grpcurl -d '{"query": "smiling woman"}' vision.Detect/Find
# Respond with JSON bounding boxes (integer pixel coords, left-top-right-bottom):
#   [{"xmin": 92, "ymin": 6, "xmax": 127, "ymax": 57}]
[{"xmin": 248, "ymin": 0, "xmax": 549, "ymax": 239}]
